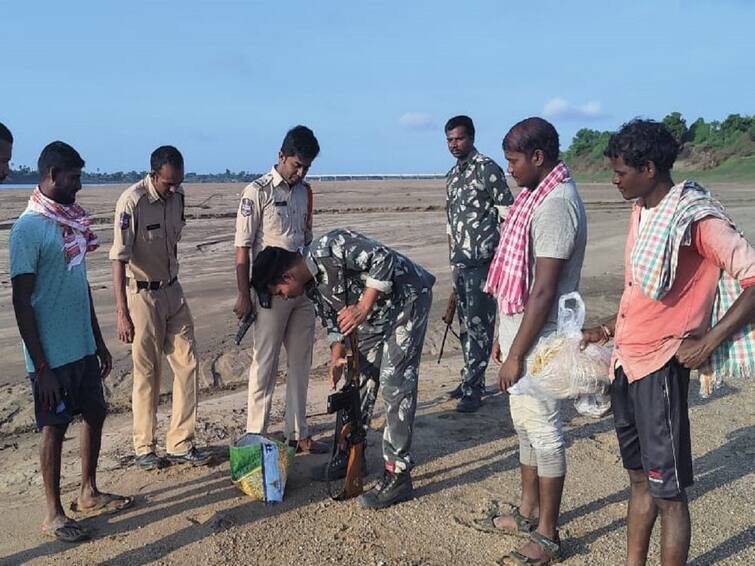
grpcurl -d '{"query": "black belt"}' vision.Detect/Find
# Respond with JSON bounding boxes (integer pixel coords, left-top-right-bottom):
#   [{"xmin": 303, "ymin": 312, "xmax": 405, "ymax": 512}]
[{"xmin": 130, "ymin": 276, "xmax": 177, "ymax": 290}]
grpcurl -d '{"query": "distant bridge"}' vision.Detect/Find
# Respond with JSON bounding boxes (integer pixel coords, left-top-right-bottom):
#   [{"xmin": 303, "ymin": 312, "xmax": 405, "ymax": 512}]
[{"xmin": 307, "ymin": 173, "xmax": 446, "ymax": 181}]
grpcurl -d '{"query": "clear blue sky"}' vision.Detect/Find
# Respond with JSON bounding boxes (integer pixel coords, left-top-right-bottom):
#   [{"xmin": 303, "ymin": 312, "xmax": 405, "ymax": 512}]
[{"xmin": 3, "ymin": 0, "xmax": 753, "ymax": 174}]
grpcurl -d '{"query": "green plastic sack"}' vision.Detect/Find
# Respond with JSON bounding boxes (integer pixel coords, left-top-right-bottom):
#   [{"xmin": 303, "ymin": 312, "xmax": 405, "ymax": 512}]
[{"xmin": 229, "ymin": 433, "xmax": 295, "ymax": 502}]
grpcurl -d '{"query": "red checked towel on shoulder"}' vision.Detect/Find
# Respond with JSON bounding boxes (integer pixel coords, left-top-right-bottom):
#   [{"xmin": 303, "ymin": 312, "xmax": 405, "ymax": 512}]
[
  {"xmin": 25, "ymin": 187, "xmax": 100, "ymax": 269},
  {"xmin": 484, "ymin": 161, "xmax": 570, "ymax": 314}
]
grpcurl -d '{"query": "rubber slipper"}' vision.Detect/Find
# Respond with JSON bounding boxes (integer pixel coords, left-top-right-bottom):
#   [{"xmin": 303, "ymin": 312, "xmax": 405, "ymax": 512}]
[
  {"xmin": 42, "ymin": 521, "xmax": 90, "ymax": 543},
  {"xmin": 70, "ymin": 494, "xmax": 134, "ymax": 517}
]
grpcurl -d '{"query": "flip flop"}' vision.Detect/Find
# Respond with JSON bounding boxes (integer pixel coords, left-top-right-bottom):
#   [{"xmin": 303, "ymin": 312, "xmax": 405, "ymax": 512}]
[
  {"xmin": 42, "ymin": 521, "xmax": 90, "ymax": 543},
  {"xmin": 70, "ymin": 493, "xmax": 134, "ymax": 517}
]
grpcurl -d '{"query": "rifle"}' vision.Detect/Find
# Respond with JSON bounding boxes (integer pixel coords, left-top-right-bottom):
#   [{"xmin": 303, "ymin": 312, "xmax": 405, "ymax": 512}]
[
  {"xmin": 234, "ymin": 310, "xmax": 257, "ymax": 345},
  {"xmin": 325, "ymin": 333, "xmax": 365, "ymax": 500},
  {"xmin": 437, "ymin": 289, "xmax": 459, "ymax": 363}
]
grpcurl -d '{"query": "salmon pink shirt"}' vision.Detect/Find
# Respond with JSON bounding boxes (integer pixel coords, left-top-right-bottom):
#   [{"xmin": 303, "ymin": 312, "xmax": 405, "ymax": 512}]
[{"xmin": 612, "ymin": 202, "xmax": 755, "ymax": 382}]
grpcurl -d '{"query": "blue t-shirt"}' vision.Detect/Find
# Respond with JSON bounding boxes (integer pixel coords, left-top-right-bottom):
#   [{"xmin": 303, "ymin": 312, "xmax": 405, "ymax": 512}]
[{"xmin": 9, "ymin": 211, "xmax": 96, "ymax": 371}]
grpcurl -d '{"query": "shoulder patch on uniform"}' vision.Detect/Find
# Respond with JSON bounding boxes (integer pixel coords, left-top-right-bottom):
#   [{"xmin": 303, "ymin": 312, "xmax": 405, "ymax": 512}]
[
  {"xmin": 240, "ymin": 198, "xmax": 253, "ymax": 217},
  {"xmin": 119, "ymin": 212, "xmax": 131, "ymax": 230}
]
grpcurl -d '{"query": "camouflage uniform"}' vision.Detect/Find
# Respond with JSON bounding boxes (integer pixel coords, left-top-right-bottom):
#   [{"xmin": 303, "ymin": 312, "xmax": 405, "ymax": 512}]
[
  {"xmin": 446, "ymin": 150, "xmax": 513, "ymax": 396},
  {"xmin": 305, "ymin": 229, "xmax": 435, "ymax": 472}
]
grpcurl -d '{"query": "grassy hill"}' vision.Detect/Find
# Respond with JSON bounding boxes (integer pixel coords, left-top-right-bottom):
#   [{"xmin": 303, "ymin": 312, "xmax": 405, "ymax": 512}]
[{"xmin": 566, "ymin": 113, "xmax": 755, "ymax": 184}]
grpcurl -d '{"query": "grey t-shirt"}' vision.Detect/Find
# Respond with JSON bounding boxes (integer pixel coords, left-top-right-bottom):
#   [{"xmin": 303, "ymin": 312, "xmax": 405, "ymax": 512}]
[{"xmin": 497, "ymin": 178, "xmax": 587, "ymax": 358}]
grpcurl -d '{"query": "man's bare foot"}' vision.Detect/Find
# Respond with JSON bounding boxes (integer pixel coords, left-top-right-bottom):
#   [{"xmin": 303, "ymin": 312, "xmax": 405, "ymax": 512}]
[
  {"xmin": 71, "ymin": 492, "xmax": 134, "ymax": 517},
  {"xmin": 75, "ymin": 485, "xmax": 102, "ymax": 511}
]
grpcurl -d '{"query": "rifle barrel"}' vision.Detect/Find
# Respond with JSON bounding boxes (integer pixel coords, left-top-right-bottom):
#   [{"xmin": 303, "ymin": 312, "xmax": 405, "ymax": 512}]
[{"xmin": 437, "ymin": 323, "xmax": 451, "ymax": 363}]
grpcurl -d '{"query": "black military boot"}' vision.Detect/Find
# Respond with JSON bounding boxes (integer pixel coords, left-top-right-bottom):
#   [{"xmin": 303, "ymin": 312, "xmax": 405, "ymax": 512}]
[
  {"xmin": 456, "ymin": 392, "xmax": 482, "ymax": 413},
  {"xmin": 447, "ymin": 383, "xmax": 464, "ymax": 399},
  {"xmin": 359, "ymin": 469, "xmax": 414, "ymax": 509}
]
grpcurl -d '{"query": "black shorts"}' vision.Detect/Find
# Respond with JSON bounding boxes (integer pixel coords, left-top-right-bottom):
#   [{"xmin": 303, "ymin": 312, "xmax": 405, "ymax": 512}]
[
  {"xmin": 29, "ymin": 354, "xmax": 107, "ymax": 430},
  {"xmin": 612, "ymin": 359, "xmax": 693, "ymax": 498}
]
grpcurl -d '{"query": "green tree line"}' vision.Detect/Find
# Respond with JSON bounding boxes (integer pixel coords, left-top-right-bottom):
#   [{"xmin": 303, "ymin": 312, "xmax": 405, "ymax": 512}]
[
  {"xmin": 6, "ymin": 113, "xmax": 754, "ymax": 183},
  {"xmin": 564, "ymin": 112, "xmax": 755, "ymax": 172},
  {"xmin": 4, "ymin": 167, "xmax": 262, "ymax": 185}
]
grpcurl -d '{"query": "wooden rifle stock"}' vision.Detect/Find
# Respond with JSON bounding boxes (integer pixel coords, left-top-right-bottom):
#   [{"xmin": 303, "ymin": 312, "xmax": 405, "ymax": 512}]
[
  {"xmin": 442, "ymin": 289, "xmax": 457, "ymax": 325},
  {"xmin": 437, "ymin": 290, "xmax": 457, "ymax": 363},
  {"xmin": 339, "ymin": 332, "xmax": 365, "ymax": 499}
]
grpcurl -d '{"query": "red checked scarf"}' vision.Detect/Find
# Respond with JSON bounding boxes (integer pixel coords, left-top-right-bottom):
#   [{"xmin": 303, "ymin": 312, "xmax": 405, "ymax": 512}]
[
  {"xmin": 26, "ymin": 187, "xmax": 99, "ymax": 269},
  {"xmin": 484, "ymin": 161, "xmax": 570, "ymax": 314}
]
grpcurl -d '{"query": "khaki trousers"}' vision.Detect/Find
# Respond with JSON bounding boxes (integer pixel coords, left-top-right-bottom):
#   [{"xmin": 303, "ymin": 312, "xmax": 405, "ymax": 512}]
[
  {"xmin": 246, "ymin": 293, "xmax": 315, "ymax": 439},
  {"xmin": 128, "ymin": 282, "xmax": 198, "ymax": 456}
]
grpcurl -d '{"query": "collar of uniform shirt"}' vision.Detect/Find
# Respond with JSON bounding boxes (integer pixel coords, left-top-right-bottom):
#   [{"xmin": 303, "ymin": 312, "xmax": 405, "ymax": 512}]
[
  {"xmin": 454, "ymin": 149, "xmax": 479, "ymax": 172},
  {"xmin": 270, "ymin": 166, "xmax": 297, "ymax": 190},
  {"xmin": 144, "ymin": 175, "xmax": 163, "ymax": 203}
]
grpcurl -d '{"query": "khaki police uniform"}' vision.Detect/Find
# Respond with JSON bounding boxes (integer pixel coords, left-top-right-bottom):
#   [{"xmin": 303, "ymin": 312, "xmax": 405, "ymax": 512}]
[
  {"xmin": 235, "ymin": 166, "xmax": 315, "ymax": 439},
  {"xmin": 110, "ymin": 176, "xmax": 199, "ymax": 456}
]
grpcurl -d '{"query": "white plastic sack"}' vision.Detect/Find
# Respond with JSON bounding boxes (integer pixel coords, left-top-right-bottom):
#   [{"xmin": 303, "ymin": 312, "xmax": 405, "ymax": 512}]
[
  {"xmin": 509, "ymin": 292, "xmax": 612, "ymax": 400},
  {"xmin": 574, "ymin": 392, "xmax": 612, "ymax": 418}
]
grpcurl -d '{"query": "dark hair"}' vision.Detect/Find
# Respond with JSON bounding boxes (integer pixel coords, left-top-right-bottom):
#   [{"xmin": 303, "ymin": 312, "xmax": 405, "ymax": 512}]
[
  {"xmin": 150, "ymin": 145, "xmax": 184, "ymax": 172},
  {"xmin": 37, "ymin": 141, "xmax": 85, "ymax": 178},
  {"xmin": 0, "ymin": 122, "xmax": 12, "ymax": 144},
  {"xmin": 503, "ymin": 117, "xmax": 560, "ymax": 162},
  {"xmin": 604, "ymin": 119, "xmax": 680, "ymax": 173},
  {"xmin": 251, "ymin": 246, "xmax": 301, "ymax": 294},
  {"xmin": 445, "ymin": 115, "xmax": 475, "ymax": 138},
  {"xmin": 280, "ymin": 125, "xmax": 320, "ymax": 160}
]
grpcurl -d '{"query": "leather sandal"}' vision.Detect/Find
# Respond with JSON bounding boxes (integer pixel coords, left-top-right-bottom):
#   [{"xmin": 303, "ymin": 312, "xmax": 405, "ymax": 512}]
[
  {"xmin": 497, "ymin": 530, "xmax": 561, "ymax": 565},
  {"xmin": 291, "ymin": 436, "xmax": 328, "ymax": 454},
  {"xmin": 470, "ymin": 501, "xmax": 538, "ymax": 537}
]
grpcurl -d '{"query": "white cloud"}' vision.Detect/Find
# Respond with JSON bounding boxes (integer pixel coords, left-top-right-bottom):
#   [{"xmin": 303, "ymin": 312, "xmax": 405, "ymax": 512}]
[
  {"xmin": 398, "ymin": 112, "xmax": 435, "ymax": 131},
  {"xmin": 542, "ymin": 97, "xmax": 605, "ymax": 121}
]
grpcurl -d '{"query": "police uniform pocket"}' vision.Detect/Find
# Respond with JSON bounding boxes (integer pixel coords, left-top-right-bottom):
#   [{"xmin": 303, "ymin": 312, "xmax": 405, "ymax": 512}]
[
  {"xmin": 264, "ymin": 201, "xmax": 291, "ymax": 232},
  {"xmin": 144, "ymin": 223, "xmax": 165, "ymax": 242},
  {"xmin": 275, "ymin": 201, "xmax": 290, "ymax": 225}
]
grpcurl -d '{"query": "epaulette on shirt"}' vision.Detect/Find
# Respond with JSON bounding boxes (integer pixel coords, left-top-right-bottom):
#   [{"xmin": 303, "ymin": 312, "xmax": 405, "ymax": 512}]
[
  {"xmin": 252, "ymin": 173, "xmax": 274, "ymax": 190},
  {"xmin": 121, "ymin": 180, "xmax": 150, "ymax": 207},
  {"xmin": 472, "ymin": 152, "xmax": 491, "ymax": 166}
]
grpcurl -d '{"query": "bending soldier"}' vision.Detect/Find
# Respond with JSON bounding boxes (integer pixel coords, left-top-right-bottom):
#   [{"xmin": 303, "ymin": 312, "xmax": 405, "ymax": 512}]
[{"xmin": 251, "ymin": 229, "xmax": 435, "ymax": 509}]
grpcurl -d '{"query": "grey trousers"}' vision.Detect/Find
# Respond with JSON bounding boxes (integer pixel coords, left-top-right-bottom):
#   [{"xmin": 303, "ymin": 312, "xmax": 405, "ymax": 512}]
[
  {"xmin": 455, "ymin": 264, "xmax": 497, "ymax": 396},
  {"xmin": 356, "ymin": 289, "xmax": 432, "ymax": 473},
  {"xmin": 246, "ymin": 293, "xmax": 315, "ymax": 439}
]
